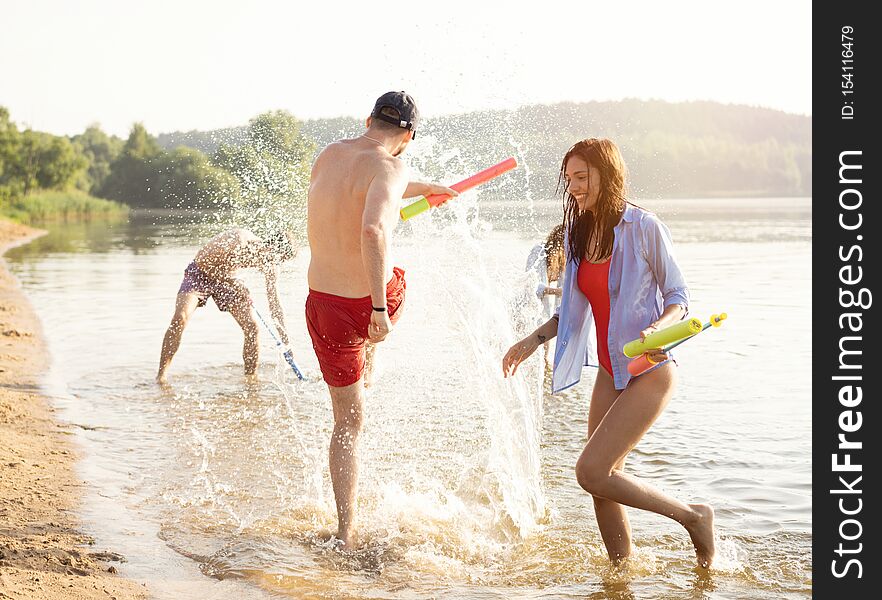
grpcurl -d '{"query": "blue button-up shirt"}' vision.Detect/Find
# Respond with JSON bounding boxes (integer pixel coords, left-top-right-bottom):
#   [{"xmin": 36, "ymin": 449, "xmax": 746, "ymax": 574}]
[{"xmin": 552, "ymin": 204, "xmax": 689, "ymax": 393}]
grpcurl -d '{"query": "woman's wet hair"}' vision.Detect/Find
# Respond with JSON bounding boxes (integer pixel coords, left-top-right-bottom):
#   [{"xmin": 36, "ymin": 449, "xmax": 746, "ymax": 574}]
[
  {"xmin": 558, "ymin": 138, "xmax": 627, "ymax": 264},
  {"xmin": 263, "ymin": 231, "xmax": 295, "ymax": 260}
]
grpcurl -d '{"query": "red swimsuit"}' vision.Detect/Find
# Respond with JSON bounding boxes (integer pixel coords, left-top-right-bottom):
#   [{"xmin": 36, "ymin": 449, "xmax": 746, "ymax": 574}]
[{"xmin": 577, "ymin": 258, "xmax": 613, "ymax": 376}]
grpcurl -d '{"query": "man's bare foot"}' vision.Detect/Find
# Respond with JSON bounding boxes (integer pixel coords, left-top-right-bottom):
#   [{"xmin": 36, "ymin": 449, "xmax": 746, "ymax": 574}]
[
  {"xmin": 335, "ymin": 529, "xmax": 358, "ymax": 551},
  {"xmin": 685, "ymin": 503, "xmax": 715, "ymax": 569}
]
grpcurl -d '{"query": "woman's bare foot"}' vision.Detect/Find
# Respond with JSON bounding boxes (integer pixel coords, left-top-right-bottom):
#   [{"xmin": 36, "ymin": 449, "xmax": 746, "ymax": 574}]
[{"xmin": 685, "ymin": 503, "xmax": 715, "ymax": 569}]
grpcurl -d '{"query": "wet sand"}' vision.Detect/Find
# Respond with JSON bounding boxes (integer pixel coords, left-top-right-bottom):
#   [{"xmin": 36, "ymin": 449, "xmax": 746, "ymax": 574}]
[{"xmin": 0, "ymin": 219, "xmax": 147, "ymax": 600}]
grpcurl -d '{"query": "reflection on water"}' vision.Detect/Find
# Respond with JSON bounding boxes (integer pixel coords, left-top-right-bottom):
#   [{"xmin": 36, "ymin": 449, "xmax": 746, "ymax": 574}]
[
  {"xmin": 7, "ymin": 198, "xmax": 812, "ymax": 599},
  {"xmin": 10, "ymin": 210, "xmax": 212, "ymax": 256}
]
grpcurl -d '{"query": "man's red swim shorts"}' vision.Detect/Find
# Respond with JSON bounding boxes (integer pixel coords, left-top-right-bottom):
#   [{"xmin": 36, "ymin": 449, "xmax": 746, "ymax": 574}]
[{"xmin": 305, "ymin": 267, "xmax": 406, "ymax": 387}]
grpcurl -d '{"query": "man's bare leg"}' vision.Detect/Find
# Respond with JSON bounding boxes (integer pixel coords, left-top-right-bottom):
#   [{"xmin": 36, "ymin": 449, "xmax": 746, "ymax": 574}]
[
  {"xmin": 328, "ymin": 380, "xmax": 364, "ymax": 549},
  {"xmin": 157, "ymin": 293, "xmax": 201, "ymax": 382},
  {"xmin": 363, "ymin": 343, "xmax": 376, "ymax": 388},
  {"xmin": 228, "ymin": 301, "xmax": 260, "ymax": 376}
]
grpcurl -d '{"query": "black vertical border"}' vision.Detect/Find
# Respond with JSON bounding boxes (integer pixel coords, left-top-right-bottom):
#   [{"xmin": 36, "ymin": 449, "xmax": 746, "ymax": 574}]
[{"xmin": 813, "ymin": 2, "xmax": 880, "ymax": 596}]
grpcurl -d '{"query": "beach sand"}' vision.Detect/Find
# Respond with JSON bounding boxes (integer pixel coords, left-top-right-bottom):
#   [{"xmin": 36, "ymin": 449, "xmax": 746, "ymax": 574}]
[{"xmin": 1, "ymin": 219, "xmax": 147, "ymax": 600}]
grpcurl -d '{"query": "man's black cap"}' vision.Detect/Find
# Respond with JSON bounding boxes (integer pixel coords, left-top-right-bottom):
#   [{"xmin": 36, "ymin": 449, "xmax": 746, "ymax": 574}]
[{"xmin": 371, "ymin": 91, "xmax": 419, "ymax": 132}]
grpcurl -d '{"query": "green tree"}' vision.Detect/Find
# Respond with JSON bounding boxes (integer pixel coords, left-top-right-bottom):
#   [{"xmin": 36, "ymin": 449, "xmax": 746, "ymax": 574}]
[
  {"xmin": 3, "ymin": 108, "xmax": 91, "ymax": 207},
  {"xmin": 154, "ymin": 146, "xmax": 238, "ymax": 209},
  {"xmin": 1, "ymin": 107, "xmax": 23, "ymax": 202},
  {"xmin": 99, "ymin": 122, "xmax": 241, "ymax": 209},
  {"xmin": 1, "ymin": 107, "xmax": 18, "ymax": 170},
  {"xmin": 72, "ymin": 124, "xmax": 123, "ymax": 195},
  {"xmin": 213, "ymin": 110, "xmax": 315, "ymax": 239},
  {"xmin": 7, "ymin": 130, "xmax": 87, "ymax": 195},
  {"xmin": 99, "ymin": 123, "xmax": 163, "ymax": 205}
]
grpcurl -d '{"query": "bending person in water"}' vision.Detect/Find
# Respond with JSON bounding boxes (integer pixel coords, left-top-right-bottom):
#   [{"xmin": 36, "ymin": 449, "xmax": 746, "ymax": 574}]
[
  {"xmin": 156, "ymin": 228, "xmax": 296, "ymax": 383},
  {"xmin": 526, "ymin": 223, "xmax": 565, "ymax": 366},
  {"xmin": 502, "ymin": 138, "xmax": 715, "ymax": 568},
  {"xmin": 305, "ymin": 91, "xmax": 457, "ymax": 550}
]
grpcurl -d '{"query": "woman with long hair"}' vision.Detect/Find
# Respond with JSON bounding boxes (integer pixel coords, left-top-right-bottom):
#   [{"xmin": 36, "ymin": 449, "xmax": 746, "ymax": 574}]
[{"xmin": 502, "ymin": 138, "xmax": 715, "ymax": 568}]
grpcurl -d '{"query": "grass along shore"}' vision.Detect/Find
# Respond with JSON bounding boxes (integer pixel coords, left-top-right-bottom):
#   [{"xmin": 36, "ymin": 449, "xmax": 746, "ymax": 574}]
[{"xmin": 0, "ymin": 189, "xmax": 129, "ymax": 225}]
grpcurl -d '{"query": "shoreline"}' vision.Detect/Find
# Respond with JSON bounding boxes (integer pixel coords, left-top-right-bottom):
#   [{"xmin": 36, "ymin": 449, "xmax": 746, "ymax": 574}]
[{"xmin": 0, "ymin": 219, "xmax": 147, "ymax": 600}]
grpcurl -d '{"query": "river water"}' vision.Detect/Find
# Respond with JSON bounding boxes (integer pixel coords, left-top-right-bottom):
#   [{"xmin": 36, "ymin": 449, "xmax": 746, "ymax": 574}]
[{"xmin": 7, "ymin": 196, "xmax": 811, "ymax": 599}]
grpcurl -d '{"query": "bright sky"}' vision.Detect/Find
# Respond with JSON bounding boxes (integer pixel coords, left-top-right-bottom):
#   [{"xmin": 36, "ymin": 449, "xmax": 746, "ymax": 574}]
[{"xmin": 2, "ymin": 0, "xmax": 812, "ymax": 137}]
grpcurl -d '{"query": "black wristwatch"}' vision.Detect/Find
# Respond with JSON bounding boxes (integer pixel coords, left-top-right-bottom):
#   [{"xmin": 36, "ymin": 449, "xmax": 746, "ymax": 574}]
[{"xmin": 372, "ymin": 306, "xmax": 387, "ymax": 312}]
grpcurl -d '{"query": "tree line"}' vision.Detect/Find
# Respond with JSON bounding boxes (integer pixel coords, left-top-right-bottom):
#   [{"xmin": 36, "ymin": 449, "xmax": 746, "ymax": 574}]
[
  {"xmin": 3, "ymin": 99, "xmax": 810, "ymax": 225},
  {"xmin": 2, "ymin": 107, "xmax": 315, "ymax": 232},
  {"xmin": 159, "ymin": 100, "xmax": 811, "ymax": 200}
]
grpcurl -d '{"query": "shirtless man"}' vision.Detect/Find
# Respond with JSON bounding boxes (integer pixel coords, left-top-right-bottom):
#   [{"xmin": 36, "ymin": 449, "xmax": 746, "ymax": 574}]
[
  {"xmin": 156, "ymin": 228, "xmax": 296, "ymax": 383},
  {"xmin": 305, "ymin": 91, "xmax": 457, "ymax": 549}
]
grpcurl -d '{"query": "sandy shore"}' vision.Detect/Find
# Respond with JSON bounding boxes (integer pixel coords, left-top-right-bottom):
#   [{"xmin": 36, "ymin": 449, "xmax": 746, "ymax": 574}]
[{"xmin": 0, "ymin": 219, "xmax": 147, "ymax": 600}]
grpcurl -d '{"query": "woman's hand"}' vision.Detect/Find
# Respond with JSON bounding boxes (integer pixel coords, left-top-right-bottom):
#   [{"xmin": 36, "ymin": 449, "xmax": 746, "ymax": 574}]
[
  {"xmin": 646, "ymin": 347, "xmax": 669, "ymax": 363},
  {"xmin": 639, "ymin": 323, "xmax": 660, "ymax": 342},
  {"xmin": 502, "ymin": 335, "xmax": 541, "ymax": 377},
  {"xmin": 640, "ymin": 322, "xmax": 668, "ymax": 363}
]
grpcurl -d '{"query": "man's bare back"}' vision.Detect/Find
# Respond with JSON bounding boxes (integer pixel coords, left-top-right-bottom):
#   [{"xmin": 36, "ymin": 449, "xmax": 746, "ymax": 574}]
[
  {"xmin": 194, "ymin": 229, "xmax": 267, "ymax": 280},
  {"xmin": 307, "ymin": 139, "xmax": 406, "ymax": 297}
]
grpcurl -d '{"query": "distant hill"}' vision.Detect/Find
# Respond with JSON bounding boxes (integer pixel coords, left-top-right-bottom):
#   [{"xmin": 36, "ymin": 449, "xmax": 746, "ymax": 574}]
[{"xmin": 157, "ymin": 100, "xmax": 811, "ymax": 199}]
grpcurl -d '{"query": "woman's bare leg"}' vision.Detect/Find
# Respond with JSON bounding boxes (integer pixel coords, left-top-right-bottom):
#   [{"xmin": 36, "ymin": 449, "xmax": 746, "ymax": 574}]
[
  {"xmin": 576, "ymin": 363, "xmax": 715, "ymax": 568},
  {"xmin": 587, "ymin": 368, "xmax": 632, "ymax": 562}
]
